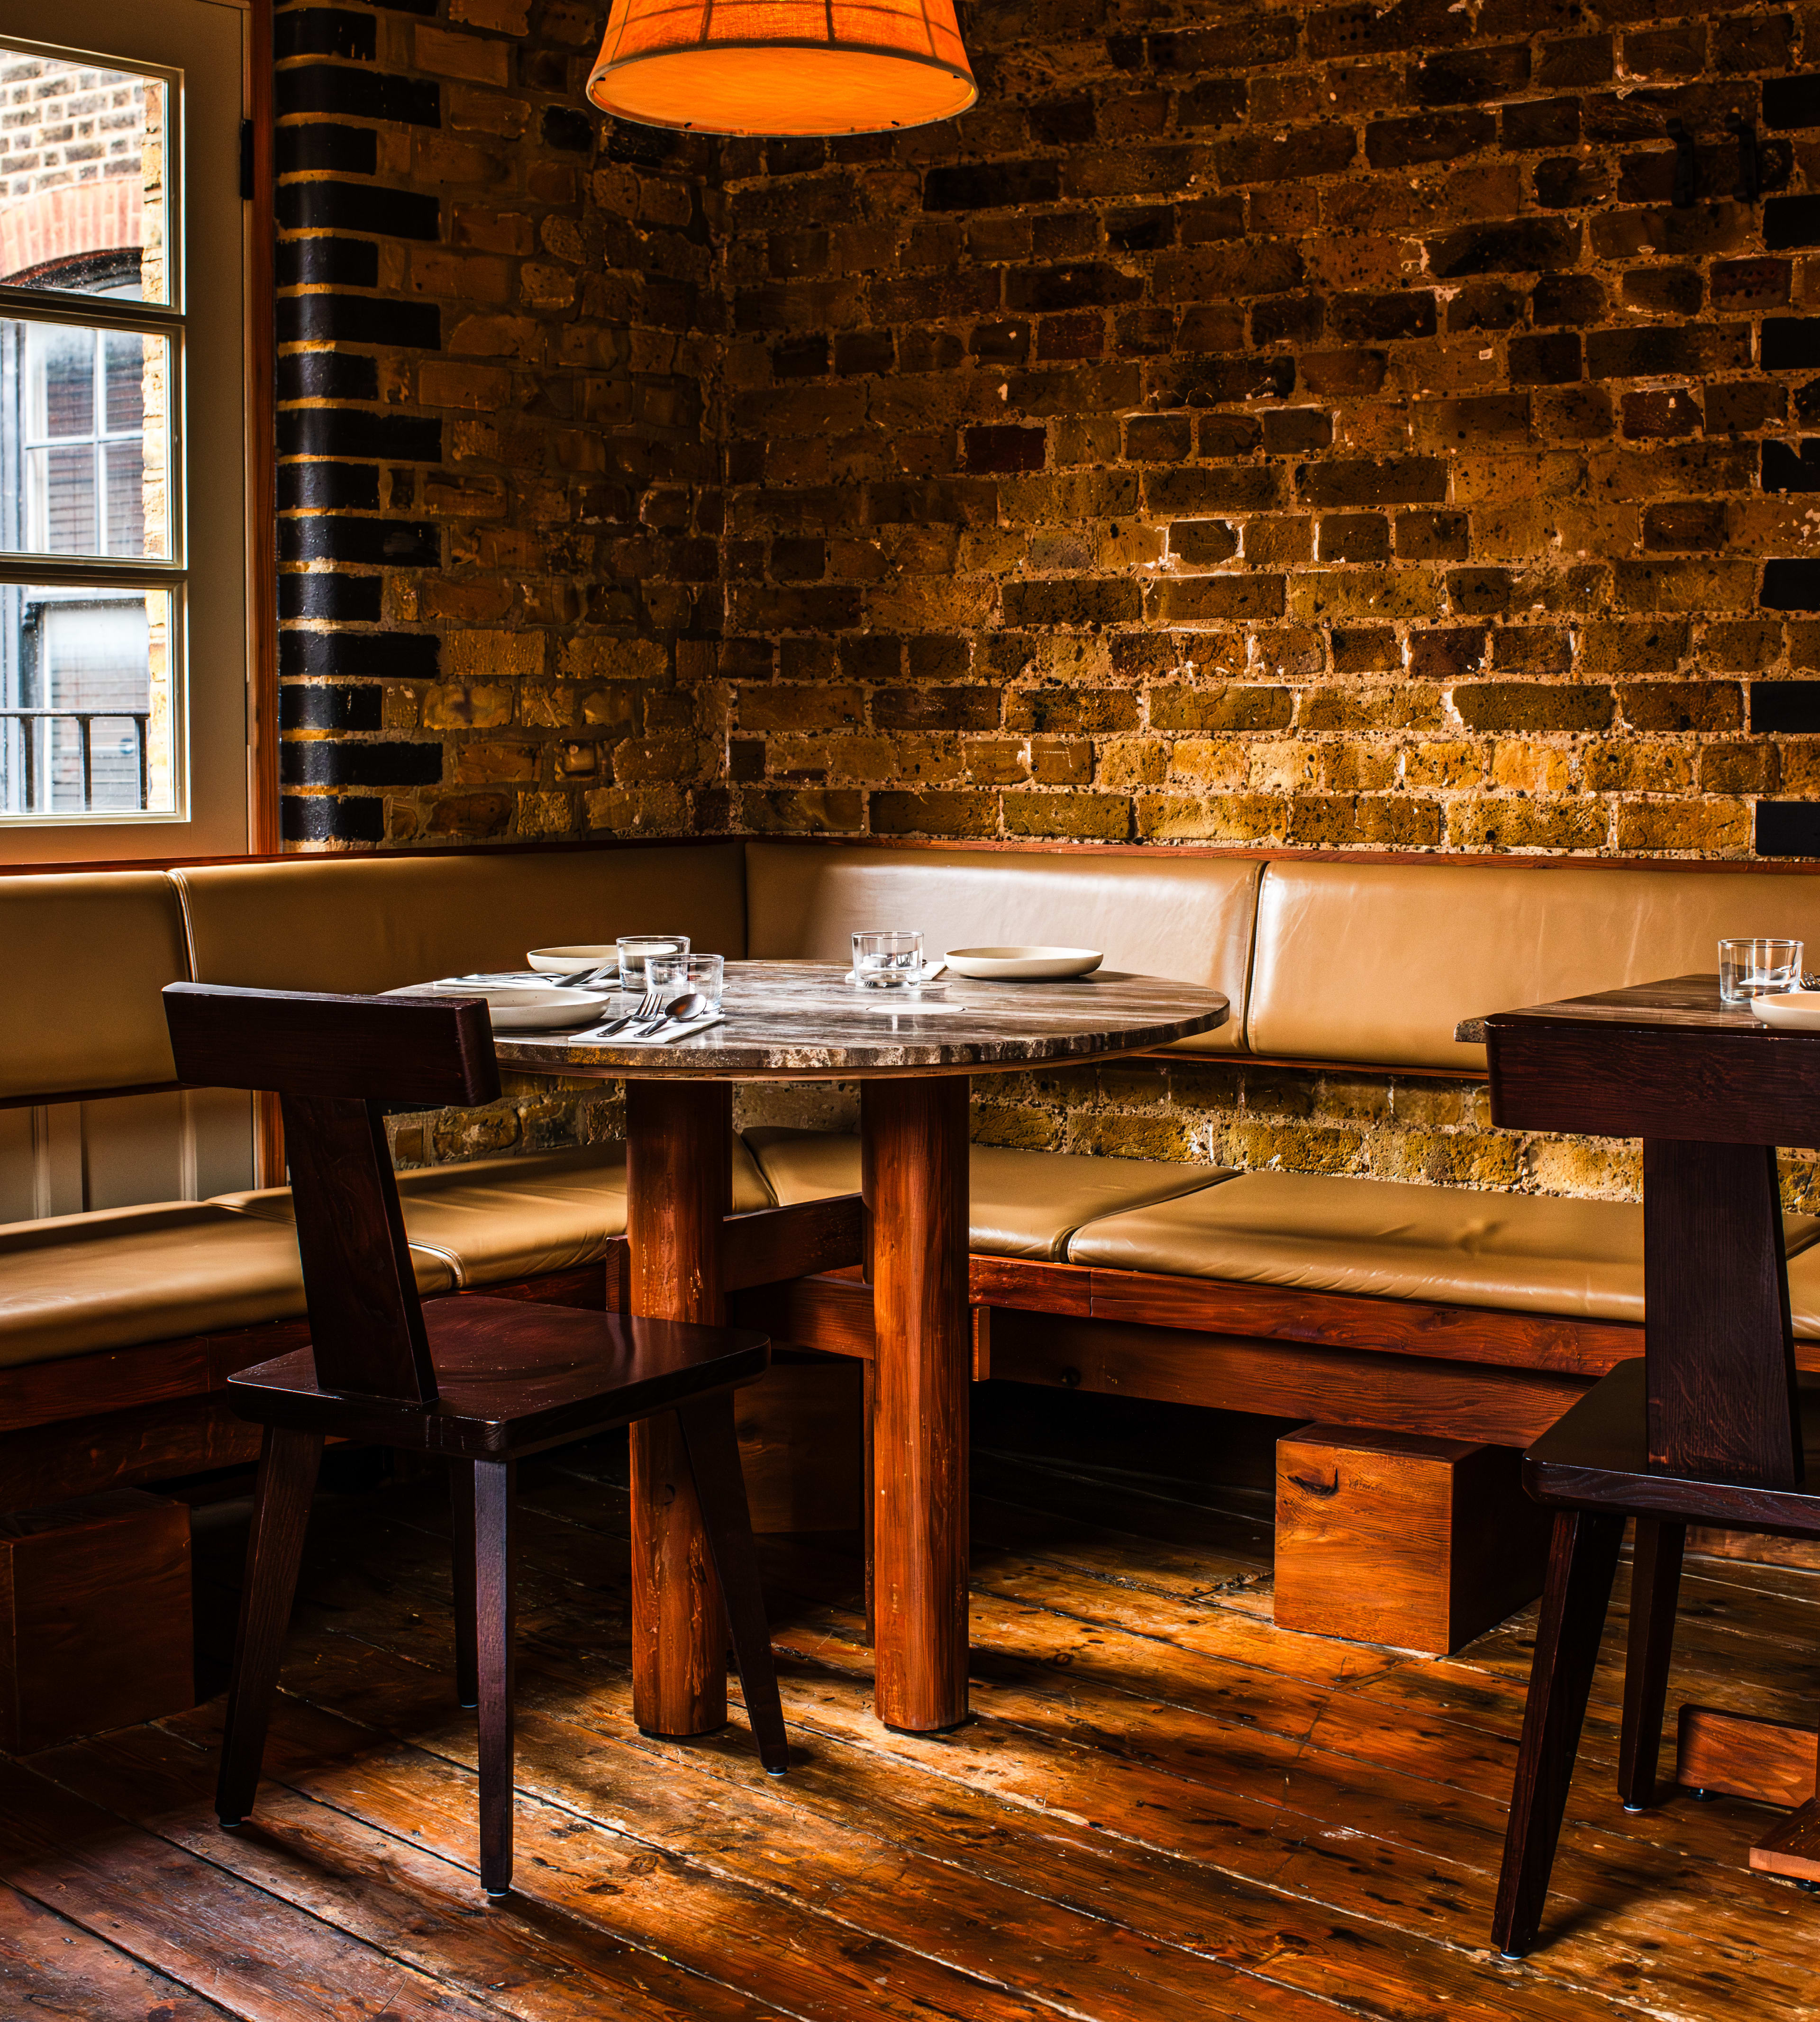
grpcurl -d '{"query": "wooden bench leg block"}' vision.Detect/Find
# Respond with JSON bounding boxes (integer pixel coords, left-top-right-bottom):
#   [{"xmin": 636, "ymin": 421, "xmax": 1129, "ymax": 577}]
[
  {"xmin": 1274, "ymin": 1424, "xmax": 1552, "ymax": 1656},
  {"xmin": 0, "ymin": 1488, "xmax": 193, "ymax": 1752},
  {"xmin": 734, "ymin": 1354, "xmax": 864, "ymax": 1534}
]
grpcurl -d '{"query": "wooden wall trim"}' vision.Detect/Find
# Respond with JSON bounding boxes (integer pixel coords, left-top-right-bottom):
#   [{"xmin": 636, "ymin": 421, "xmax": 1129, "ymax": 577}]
[{"xmin": 740, "ymin": 833, "xmax": 1820, "ymax": 879}]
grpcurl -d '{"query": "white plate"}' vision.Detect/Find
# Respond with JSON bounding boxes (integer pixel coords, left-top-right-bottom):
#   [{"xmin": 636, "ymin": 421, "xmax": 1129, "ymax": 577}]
[
  {"xmin": 527, "ymin": 944, "xmax": 619, "ymax": 974},
  {"xmin": 944, "ymin": 945, "xmax": 1104, "ymax": 981},
  {"xmin": 386, "ymin": 983, "xmax": 609, "ymax": 1030},
  {"xmin": 1751, "ymin": 990, "xmax": 1820, "ymax": 1030}
]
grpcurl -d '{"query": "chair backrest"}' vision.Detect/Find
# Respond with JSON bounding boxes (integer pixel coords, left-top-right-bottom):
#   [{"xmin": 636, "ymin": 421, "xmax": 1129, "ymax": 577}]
[{"xmin": 163, "ymin": 984, "xmax": 500, "ymax": 1404}]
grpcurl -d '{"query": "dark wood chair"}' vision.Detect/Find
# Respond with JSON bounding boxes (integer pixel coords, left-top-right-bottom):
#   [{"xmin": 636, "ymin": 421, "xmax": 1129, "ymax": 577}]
[
  {"xmin": 1490, "ymin": 1129, "xmax": 1820, "ymax": 1958},
  {"xmin": 163, "ymin": 981, "xmax": 787, "ymax": 1900}
]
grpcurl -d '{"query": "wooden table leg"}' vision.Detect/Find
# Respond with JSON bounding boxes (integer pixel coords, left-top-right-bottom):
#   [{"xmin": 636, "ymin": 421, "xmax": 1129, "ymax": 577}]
[
  {"xmin": 626, "ymin": 1078, "xmax": 732, "ymax": 1738},
  {"xmin": 862, "ymin": 1075, "xmax": 970, "ymax": 1733}
]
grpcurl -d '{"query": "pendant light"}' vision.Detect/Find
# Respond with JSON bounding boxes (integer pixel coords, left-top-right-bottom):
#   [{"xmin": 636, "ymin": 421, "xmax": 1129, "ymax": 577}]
[{"xmin": 585, "ymin": 0, "xmax": 977, "ymax": 138}]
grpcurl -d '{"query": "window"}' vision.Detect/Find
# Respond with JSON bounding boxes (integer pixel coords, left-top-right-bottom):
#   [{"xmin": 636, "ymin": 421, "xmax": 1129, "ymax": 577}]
[{"xmin": 0, "ymin": 1, "xmax": 262, "ymax": 861}]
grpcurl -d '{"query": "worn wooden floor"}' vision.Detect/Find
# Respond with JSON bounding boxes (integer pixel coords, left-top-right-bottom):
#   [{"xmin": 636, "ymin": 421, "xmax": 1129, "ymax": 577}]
[{"xmin": 0, "ymin": 1391, "xmax": 1816, "ymax": 2022}]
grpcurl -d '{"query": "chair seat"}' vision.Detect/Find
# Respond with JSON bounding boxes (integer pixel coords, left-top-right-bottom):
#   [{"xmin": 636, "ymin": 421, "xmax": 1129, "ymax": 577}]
[
  {"xmin": 213, "ymin": 1139, "xmax": 774, "ymax": 1288},
  {"xmin": 1066, "ymin": 1170, "xmax": 1820, "ymax": 1324},
  {"xmin": 1524, "ymin": 1359, "xmax": 1820, "ymax": 1536},
  {"xmin": 0, "ymin": 1202, "xmax": 428, "ymax": 1369},
  {"xmin": 227, "ymin": 1295, "xmax": 770, "ymax": 1458},
  {"xmin": 742, "ymin": 1128, "xmax": 1230, "ymax": 1262}
]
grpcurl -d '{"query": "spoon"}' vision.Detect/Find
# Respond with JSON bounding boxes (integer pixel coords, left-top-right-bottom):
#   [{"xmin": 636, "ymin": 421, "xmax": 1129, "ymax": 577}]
[
  {"xmin": 590, "ymin": 989, "xmax": 713, "ymax": 1040},
  {"xmin": 644, "ymin": 990, "xmax": 712, "ymax": 1036}
]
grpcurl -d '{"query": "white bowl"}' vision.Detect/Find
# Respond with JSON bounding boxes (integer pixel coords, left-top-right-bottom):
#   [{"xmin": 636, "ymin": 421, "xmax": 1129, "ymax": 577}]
[
  {"xmin": 944, "ymin": 945, "xmax": 1104, "ymax": 981},
  {"xmin": 1751, "ymin": 990, "xmax": 1820, "ymax": 1030},
  {"xmin": 527, "ymin": 944, "xmax": 619, "ymax": 974},
  {"xmin": 386, "ymin": 983, "xmax": 608, "ymax": 1030}
]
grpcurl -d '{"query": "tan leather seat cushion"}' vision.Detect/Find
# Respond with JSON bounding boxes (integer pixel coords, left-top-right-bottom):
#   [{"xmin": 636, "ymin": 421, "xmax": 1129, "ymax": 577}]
[
  {"xmin": 214, "ymin": 1140, "xmax": 773, "ymax": 1288},
  {"xmin": 175, "ymin": 841, "xmax": 746, "ymax": 995},
  {"xmin": 1067, "ymin": 1170, "xmax": 1820, "ymax": 1325},
  {"xmin": 744, "ymin": 842, "xmax": 1257, "ymax": 1054},
  {"xmin": 1784, "ymin": 1246, "xmax": 1820, "ymax": 1342},
  {"xmin": 1249, "ymin": 858, "xmax": 1820, "ymax": 1072},
  {"xmin": 0, "ymin": 872, "xmax": 190, "ymax": 1099},
  {"xmin": 0, "ymin": 1202, "xmax": 412, "ymax": 1368},
  {"xmin": 743, "ymin": 1127, "xmax": 1230, "ymax": 1261}
]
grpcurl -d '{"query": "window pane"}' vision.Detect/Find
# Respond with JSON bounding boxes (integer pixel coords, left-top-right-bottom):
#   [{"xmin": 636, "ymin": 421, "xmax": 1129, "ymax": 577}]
[
  {"xmin": 0, "ymin": 584, "xmax": 174, "ymax": 816},
  {"xmin": 0, "ymin": 320, "xmax": 168, "ymax": 556},
  {"xmin": 0, "ymin": 52, "xmax": 167, "ymax": 305}
]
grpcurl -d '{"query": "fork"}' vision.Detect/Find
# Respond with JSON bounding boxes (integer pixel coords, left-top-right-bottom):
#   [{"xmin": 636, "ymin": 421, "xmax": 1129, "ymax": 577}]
[{"xmin": 589, "ymin": 986, "xmax": 665, "ymax": 1037}]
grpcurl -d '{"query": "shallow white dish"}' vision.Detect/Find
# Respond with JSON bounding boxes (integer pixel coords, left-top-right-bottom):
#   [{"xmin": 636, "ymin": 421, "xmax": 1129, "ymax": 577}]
[
  {"xmin": 527, "ymin": 944, "xmax": 619, "ymax": 974},
  {"xmin": 944, "ymin": 945, "xmax": 1104, "ymax": 982},
  {"xmin": 1750, "ymin": 990, "xmax": 1820, "ymax": 1030},
  {"xmin": 386, "ymin": 983, "xmax": 609, "ymax": 1030}
]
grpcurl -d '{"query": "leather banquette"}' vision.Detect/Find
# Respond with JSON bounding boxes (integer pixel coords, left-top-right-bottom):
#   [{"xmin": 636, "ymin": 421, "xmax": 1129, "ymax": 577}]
[{"xmin": 9, "ymin": 837, "xmax": 1820, "ymax": 1494}]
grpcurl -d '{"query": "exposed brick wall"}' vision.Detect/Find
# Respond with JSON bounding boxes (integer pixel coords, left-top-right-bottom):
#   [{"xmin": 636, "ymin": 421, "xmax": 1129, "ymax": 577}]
[
  {"xmin": 275, "ymin": 0, "xmax": 722, "ymax": 847},
  {"xmin": 280, "ymin": 0, "xmax": 1820, "ymax": 1205},
  {"xmin": 713, "ymin": 3, "xmax": 1820, "ymax": 861}
]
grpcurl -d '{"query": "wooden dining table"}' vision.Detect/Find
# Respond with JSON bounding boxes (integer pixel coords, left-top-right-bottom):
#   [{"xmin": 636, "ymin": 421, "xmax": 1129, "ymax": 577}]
[
  {"xmin": 498, "ymin": 958, "xmax": 1229, "ymax": 1738},
  {"xmin": 1468, "ymin": 972, "xmax": 1820, "ymax": 1892}
]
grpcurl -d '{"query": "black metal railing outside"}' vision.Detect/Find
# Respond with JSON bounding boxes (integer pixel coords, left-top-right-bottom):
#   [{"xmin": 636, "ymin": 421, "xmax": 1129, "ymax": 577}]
[{"xmin": 0, "ymin": 706, "xmax": 151, "ymax": 812}]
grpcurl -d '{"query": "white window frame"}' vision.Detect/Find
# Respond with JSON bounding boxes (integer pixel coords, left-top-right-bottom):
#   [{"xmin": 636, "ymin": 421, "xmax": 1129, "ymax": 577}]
[{"xmin": 0, "ymin": 0, "xmax": 261, "ymax": 862}]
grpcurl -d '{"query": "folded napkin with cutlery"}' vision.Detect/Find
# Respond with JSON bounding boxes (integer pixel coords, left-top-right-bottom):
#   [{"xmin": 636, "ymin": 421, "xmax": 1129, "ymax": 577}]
[{"xmin": 569, "ymin": 1012, "xmax": 726, "ymax": 1044}]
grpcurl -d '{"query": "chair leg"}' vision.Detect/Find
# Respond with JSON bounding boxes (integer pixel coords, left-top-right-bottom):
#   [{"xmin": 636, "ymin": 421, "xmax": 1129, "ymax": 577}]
[
  {"xmin": 467, "ymin": 1458, "xmax": 515, "ymax": 1899},
  {"xmin": 217, "ymin": 1426, "xmax": 323, "ymax": 1828},
  {"xmin": 1618, "ymin": 1519, "xmax": 1685, "ymax": 1813},
  {"xmin": 675, "ymin": 1395, "xmax": 789, "ymax": 1775},
  {"xmin": 449, "ymin": 1460, "xmax": 479, "ymax": 1710},
  {"xmin": 1491, "ymin": 1507, "xmax": 1626, "ymax": 1961}
]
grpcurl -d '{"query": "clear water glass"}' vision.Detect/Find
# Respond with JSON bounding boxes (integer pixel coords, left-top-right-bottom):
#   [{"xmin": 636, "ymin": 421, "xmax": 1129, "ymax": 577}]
[
  {"xmin": 852, "ymin": 929, "xmax": 925, "ymax": 987},
  {"xmin": 617, "ymin": 933, "xmax": 688, "ymax": 984},
  {"xmin": 1718, "ymin": 937, "xmax": 1804, "ymax": 1004},
  {"xmin": 646, "ymin": 951, "xmax": 723, "ymax": 1009}
]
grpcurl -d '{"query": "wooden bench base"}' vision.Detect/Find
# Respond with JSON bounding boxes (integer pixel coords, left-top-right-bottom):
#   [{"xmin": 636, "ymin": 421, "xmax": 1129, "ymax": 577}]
[
  {"xmin": 0, "ymin": 1488, "xmax": 193, "ymax": 1751},
  {"xmin": 1274, "ymin": 1424, "xmax": 1551, "ymax": 1655}
]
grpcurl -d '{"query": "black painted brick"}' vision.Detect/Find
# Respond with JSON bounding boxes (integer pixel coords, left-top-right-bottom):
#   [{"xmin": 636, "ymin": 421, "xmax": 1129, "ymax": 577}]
[
  {"xmin": 279, "ymin": 293, "xmax": 441, "ymax": 348},
  {"xmin": 278, "ymin": 352, "xmax": 380, "ymax": 403},
  {"xmin": 1766, "ymin": 197, "xmax": 1820, "ymax": 251},
  {"xmin": 279, "ymin": 460, "xmax": 382, "ymax": 511},
  {"xmin": 281, "ymin": 794, "xmax": 386, "ymax": 843},
  {"xmin": 275, "ymin": 65, "xmax": 440, "ymax": 126},
  {"xmin": 282, "ymin": 739, "xmax": 441, "ymax": 787},
  {"xmin": 274, "ymin": 8, "xmax": 376, "ymax": 58},
  {"xmin": 277, "ymin": 123, "xmax": 378, "ymax": 175},
  {"xmin": 1752, "ymin": 682, "xmax": 1820, "ymax": 733},
  {"xmin": 280, "ymin": 630, "xmax": 438, "ymax": 678},
  {"xmin": 279, "ymin": 572, "xmax": 384, "ymax": 621},
  {"xmin": 1762, "ymin": 559, "xmax": 1820, "ymax": 609},
  {"xmin": 1764, "ymin": 319, "xmax": 1820, "ymax": 370},
  {"xmin": 1764, "ymin": 75, "xmax": 1820, "ymax": 129},
  {"xmin": 278, "ymin": 181, "xmax": 441, "ymax": 239},
  {"xmin": 277, "ymin": 236, "xmax": 380, "ymax": 289},
  {"xmin": 280, "ymin": 408, "xmax": 443, "ymax": 461},
  {"xmin": 280, "ymin": 517, "xmax": 440, "ymax": 565},
  {"xmin": 1756, "ymin": 801, "xmax": 1820, "ymax": 855},
  {"xmin": 280, "ymin": 683, "xmax": 384, "ymax": 731},
  {"xmin": 1763, "ymin": 441, "xmax": 1820, "ymax": 492}
]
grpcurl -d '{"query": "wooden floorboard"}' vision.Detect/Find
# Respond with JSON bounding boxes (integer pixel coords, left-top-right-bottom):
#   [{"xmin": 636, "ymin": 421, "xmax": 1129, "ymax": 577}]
[{"xmin": 4, "ymin": 1420, "xmax": 1819, "ymax": 2021}]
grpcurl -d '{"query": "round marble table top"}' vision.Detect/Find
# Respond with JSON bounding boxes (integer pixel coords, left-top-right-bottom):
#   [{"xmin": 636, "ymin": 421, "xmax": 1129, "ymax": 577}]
[{"xmin": 494, "ymin": 959, "xmax": 1230, "ymax": 1081}]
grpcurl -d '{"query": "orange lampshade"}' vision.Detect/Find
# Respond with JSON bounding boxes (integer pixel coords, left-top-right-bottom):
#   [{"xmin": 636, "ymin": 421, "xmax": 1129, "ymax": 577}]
[{"xmin": 585, "ymin": 0, "xmax": 976, "ymax": 136}]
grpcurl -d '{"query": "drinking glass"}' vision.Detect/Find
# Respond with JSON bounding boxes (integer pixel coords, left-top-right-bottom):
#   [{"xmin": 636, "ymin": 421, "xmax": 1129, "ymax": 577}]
[
  {"xmin": 646, "ymin": 951, "xmax": 724, "ymax": 1009},
  {"xmin": 617, "ymin": 933, "xmax": 689, "ymax": 985},
  {"xmin": 1718, "ymin": 937, "xmax": 1804, "ymax": 1004},
  {"xmin": 852, "ymin": 929, "xmax": 925, "ymax": 987}
]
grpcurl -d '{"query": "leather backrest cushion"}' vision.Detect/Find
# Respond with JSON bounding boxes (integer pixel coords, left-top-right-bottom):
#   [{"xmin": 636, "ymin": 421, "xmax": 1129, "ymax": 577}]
[
  {"xmin": 1250, "ymin": 859, "xmax": 1820, "ymax": 1070},
  {"xmin": 0, "ymin": 872, "xmax": 190, "ymax": 1098},
  {"xmin": 176, "ymin": 842, "xmax": 746, "ymax": 995},
  {"xmin": 744, "ymin": 842, "xmax": 1259, "ymax": 1052}
]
